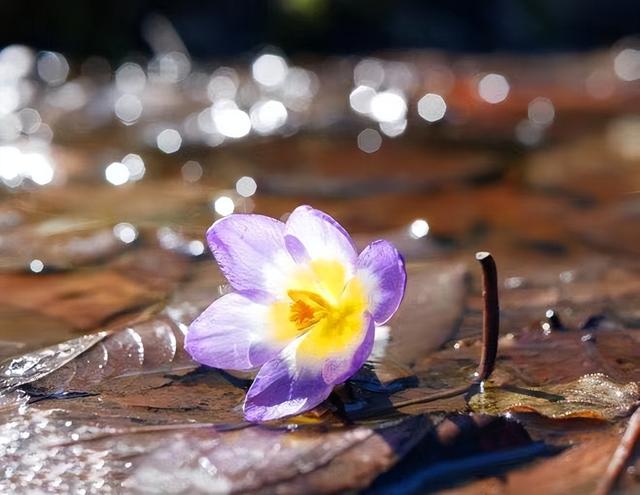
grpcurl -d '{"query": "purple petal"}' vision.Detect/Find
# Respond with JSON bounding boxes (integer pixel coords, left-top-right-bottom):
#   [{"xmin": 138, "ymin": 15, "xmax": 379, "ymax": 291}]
[
  {"xmin": 285, "ymin": 205, "xmax": 357, "ymax": 269},
  {"xmin": 284, "ymin": 234, "xmax": 310, "ymax": 264},
  {"xmin": 322, "ymin": 311, "xmax": 375, "ymax": 385},
  {"xmin": 244, "ymin": 341, "xmax": 332, "ymax": 422},
  {"xmin": 206, "ymin": 214, "xmax": 294, "ymax": 294},
  {"xmin": 357, "ymin": 240, "xmax": 406, "ymax": 324},
  {"xmin": 185, "ymin": 292, "xmax": 283, "ymax": 371}
]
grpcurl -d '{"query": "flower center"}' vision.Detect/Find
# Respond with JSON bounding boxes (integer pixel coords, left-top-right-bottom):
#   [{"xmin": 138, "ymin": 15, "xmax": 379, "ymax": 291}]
[
  {"xmin": 287, "ymin": 289, "xmax": 331, "ymax": 331},
  {"xmin": 269, "ymin": 259, "xmax": 368, "ymax": 350}
]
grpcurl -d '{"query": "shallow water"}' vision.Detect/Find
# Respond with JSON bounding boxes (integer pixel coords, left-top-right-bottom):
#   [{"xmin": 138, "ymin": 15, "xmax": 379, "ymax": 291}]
[{"xmin": 1, "ymin": 47, "xmax": 640, "ymax": 493}]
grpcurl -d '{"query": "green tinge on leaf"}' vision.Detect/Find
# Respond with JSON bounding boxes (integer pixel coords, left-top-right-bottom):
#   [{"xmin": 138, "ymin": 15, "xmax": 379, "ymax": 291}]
[{"xmin": 469, "ymin": 373, "xmax": 640, "ymax": 420}]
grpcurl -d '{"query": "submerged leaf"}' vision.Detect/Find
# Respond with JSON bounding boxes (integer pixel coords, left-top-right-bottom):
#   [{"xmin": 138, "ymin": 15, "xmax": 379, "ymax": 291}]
[{"xmin": 469, "ymin": 374, "xmax": 640, "ymax": 420}]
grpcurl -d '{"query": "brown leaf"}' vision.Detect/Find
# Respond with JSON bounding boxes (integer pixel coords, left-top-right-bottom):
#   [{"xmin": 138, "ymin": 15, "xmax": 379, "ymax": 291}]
[
  {"xmin": 0, "ymin": 332, "xmax": 108, "ymax": 390},
  {"xmin": 0, "ymin": 217, "xmax": 129, "ymax": 271},
  {"xmin": 469, "ymin": 374, "xmax": 640, "ymax": 420}
]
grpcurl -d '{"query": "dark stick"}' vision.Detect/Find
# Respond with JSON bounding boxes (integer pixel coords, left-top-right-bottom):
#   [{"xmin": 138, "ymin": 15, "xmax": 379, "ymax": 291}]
[
  {"xmin": 474, "ymin": 252, "xmax": 500, "ymax": 382},
  {"xmin": 596, "ymin": 406, "xmax": 640, "ymax": 495}
]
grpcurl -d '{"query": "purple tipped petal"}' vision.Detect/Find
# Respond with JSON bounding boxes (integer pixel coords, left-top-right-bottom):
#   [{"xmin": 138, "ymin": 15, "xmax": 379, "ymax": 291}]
[
  {"xmin": 322, "ymin": 311, "xmax": 375, "ymax": 385},
  {"xmin": 206, "ymin": 214, "xmax": 293, "ymax": 294},
  {"xmin": 185, "ymin": 292, "xmax": 283, "ymax": 371},
  {"xmin": 285, "ymin": 205, "xmax": 357, "ymax": 269},
  {"xmin": 244, "ymin": 341, "xmax": 332, "ymax": 422},
  {"xmin": 284, "ymin": 234, "xmax": 310, "ymax": 264},
  {"xmin": 357, "ymin": 240, "xmax": 406, "ymax": 324}
]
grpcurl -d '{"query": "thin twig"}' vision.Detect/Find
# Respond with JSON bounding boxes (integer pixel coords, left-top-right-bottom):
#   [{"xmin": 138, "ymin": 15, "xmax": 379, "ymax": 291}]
[
  {"xmin": 391, "ymin": 384, "xmax": 473, "ymax": 410},
  {"xmin": 474, "ymin": 251, "xmax": 500, "ymax": 382},
  {"xmin": 596, "ymin": 406, "xmax": 640, "ymax": 495}
]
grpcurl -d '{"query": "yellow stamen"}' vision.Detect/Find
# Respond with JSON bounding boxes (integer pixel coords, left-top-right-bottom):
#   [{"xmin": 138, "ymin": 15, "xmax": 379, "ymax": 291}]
[
  {"xmin": 269, "ymin": 259, "xmax": 369, "ymax": 356},
  {"xmin": 287, "ymin": 290, "xmax": 330, "ymax": 331}
]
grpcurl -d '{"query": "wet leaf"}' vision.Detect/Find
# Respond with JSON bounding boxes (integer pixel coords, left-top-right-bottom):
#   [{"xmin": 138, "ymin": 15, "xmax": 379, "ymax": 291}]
[
  {"xmin": 469, "ymin": 374, "xmax": 640, "ymax": 420},
  {"xmin": 121, "ymin": 417, "xmax": 431, "ymax": 495},
  {"xmin": 0, "ymin": 385, "xmax": 435, "ymax": 494},
  {"xmin": 0, "ymin": 217, "xmax": 130, "ymax": 271},
  {"xmin": 0, "ymin": 271, "xmax": 161, "ymax": 330},
  {"xmin": 0, "ymin": 332, "xmax": 108, "ymax": 390},
  {"xmin": 0, "ymin": 306, "xmax": 77, "ymax": 353},
  {"xmin": 0, "ymin": 248, "xmax": 190, "ymax": 331},
  {"xmin": 26, "ymin": 312, "xmax": 196, "ymax": 396}
]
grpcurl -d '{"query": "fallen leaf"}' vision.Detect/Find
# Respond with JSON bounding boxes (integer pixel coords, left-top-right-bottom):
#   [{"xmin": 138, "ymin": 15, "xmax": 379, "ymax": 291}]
[
  {"xmin": 469, "ymin": 374, "xmax": 640, "ymax": 420},
  {"xmin": 0, "ymin": 271, "xmax": 162, "ymax": 330},
  {"xmin": 0, "ymin": 217, "xmax": 129, "ymax": 271},
  {"xmin": 0, "ymin": 332, "xmax": 108, "ymax": 390}
]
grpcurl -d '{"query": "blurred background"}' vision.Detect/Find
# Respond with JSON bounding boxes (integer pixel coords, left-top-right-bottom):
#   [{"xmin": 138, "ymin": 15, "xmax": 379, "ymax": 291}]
[{"xmin": 0, "ymin": 0, "xmax": 639, "ymax": 277}]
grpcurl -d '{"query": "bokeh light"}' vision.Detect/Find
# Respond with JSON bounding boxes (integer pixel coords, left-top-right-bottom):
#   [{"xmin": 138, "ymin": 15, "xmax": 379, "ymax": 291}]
[
  {"xmin": 156, "ymin": 129, "xmax": 182, "ymax": 153},
  {"xmin": 105, "ymin": 161, "xmax": 130, "ymax": 186},
  {"xmin": 235, "ymin": 176, "xmax": 257, "ymax": 197},
  {"xmin": 478, "ymin": 73, "xmax": 510, "ymax": 104},
  {"xmin": 36, "ymin": 51, "xmax": 69, "ymax": 86},
  {"xmin": 181, "ymin": 160, "xmax": 203, "ymax": 183},
  {"xmin": 417, "ymin": 93, "xmax": 447, "ymax": 122},
  {"xmin": 370, "ymin": 91, "xmax": 407, "ymax": 123},
  {"xmin": 613, "ymin": 48, "xmax": 640, "ymax": 81},
  {"xmin": 213, "ymin": 107, "xmax": 251, "ymax": 138},
  {"xmin": 113, "ymin": 222, "xmax": 138, "ymax": 244},
  {"xmin": 527, "ymin": 97, "xmax": 555, "ymax": 127},
  {"xmin": 252, "ymin": 54, "xmax": 288, "ymax": 88},
  {"xmin": 409, "ymin": 219, "xmax": 430, "ymax": 239},
  {"xmin": 250, "ymin": 99, "xmax": 288, "ymax": 135},
  {"xmin": 115, "ymin": 94, "xmax": 143, "ymax": 124},
  {"xmin": 214, "ymin": 195, "xmax": 235, "ymax": 216},
  {"xmin": 357, "ymin": 128, "xmax": 382, "ymax": 153}
]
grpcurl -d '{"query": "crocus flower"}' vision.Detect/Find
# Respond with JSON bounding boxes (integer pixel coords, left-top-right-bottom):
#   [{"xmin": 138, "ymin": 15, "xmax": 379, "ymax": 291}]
[{"xmin": 185, "ymin": 205, "xmax": 406, "ymax": 422}]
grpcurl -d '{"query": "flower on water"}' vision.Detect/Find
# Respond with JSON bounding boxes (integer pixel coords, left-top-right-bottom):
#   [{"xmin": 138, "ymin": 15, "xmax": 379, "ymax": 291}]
[{"xmin": 185, "ymin": 205, "xmax": 406, "ymax": 422}]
